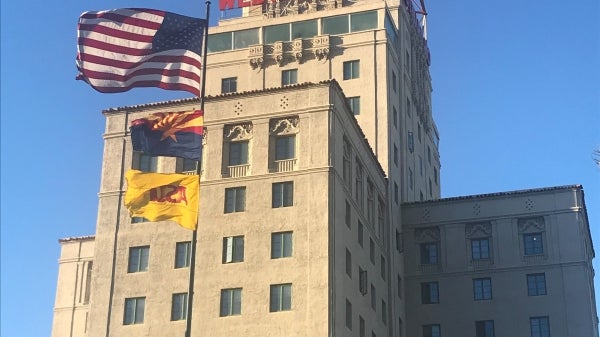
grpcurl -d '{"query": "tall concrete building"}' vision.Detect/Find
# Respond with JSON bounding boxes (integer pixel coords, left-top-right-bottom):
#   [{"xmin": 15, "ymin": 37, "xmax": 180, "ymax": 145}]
[{"xmin": 52, "ymin": 1, "xmax": 597, "ymax": 337}]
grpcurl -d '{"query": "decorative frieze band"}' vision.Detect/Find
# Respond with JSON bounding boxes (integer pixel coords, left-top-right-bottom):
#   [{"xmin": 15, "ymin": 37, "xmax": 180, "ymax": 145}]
[
  {"xmin": 465, "ymin": 222, "xmax": 492, "ymax": 238},
  {"xmin": 414, "ymin": 227, "xmax": 440, "ymax": 243},
  {"xmin": 518, "ymin": 217, "xmax": 545, "ymax": 233},
  {"xmin": 270, "ymin": 116, "xmax": 299, "ymax": 135},
  {"xmin": 224, "ymin": 122, "xmax": 253, "ymax": 141},
  {"xmin": 247, "ymin": 35, "xmax": 330, "ymax": 68}
]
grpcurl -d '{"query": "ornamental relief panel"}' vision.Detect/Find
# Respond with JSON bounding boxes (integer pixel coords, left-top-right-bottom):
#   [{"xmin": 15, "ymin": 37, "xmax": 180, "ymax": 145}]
[
  {"xmin": 465, "ymin": 222, "xmax": 492, "ymax": 238},
  {"xmin": 518, "ymin": 217, "xmax": 545, "ymax": 233},
  {"xmin": 270, "ymin": 116, "xmax": 299, "ymax": 135},
  {"xmin": 414, "ymin": 227, "xmax": 440, "ymax": 243},
  {"xmin": 224, "ymin": 122, "xmax": 253, "ymax": 141}
]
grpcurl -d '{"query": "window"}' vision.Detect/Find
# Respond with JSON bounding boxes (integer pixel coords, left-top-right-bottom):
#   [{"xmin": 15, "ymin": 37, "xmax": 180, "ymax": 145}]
[
  {"xmin": 473, "ymin": 278, "xmax": 492, "ymax": 300},
  {"xmin": 370, "ymin": 284, "xmax": 376, "ymax": 310},
  {"xmin": 524, "ymin": 233, "xmax": 544, "ymax": 255},
  {"xmin": 419, "ymin": 155, "xmax": 423, "ymax": 176},
  {"xmin": 176, "ymin": 158, "xmax": 198, "ymax": 173},
  {"xmin": 434, "ymin": 167, "xmax": 438, "ymax": 184},
  {"xmin": 224, "ymin": 187, "xmax": 246, "ymax": 213},
  {"xmin": 420, "ymin": 242, "xmax": 439, "ymax": 264},
  {"xmin": 275, "ymin": 135, "xmax": 296, "ymax": 160},
  {"xmin": 396, "ymin": 230, "xmax": 402, "ymax": 253},
  {"xmin": 359, "ymin": 267, "xmax": 368, "ymax": 295},
  {"xmin": 427, "ymin": 146, "xmax": 432, "ymax": 164},
  {"xmin": 377, "ymin": 198, "xmax": 385, "ymax": 239},
  {"xmin": 393, "ymin": 107, "xmax": 398, "ymax": 127},
  {"xmin": 175, "ymin": 241, "xmax": 191, "ymax": 269},
  {"xmin": 291, "ymin": 20, "xmax": 318, "ymax": 39},
  {"xmin": 418, "ymin": 123, "xmax": 422, "ymax": 142},
  {"xmin": 476, "ymin": 320, "xmax": 494, "ymax": 337},
  {"xmin": 408, "ymin": 131, "xmax": 414, "ymax": 153},
  {"xmin": 322, "ymin": 15, "xmax": 349, "ymax": 35},
  {"xmin": 530, "ymin": 316, "xmax": 550, "ymax": 337},
  {"xmin": 392, "ymin": 71, "xmax": 397, "ymax": 92},
  {"xmin": 421, "ymin": 282, "xmax": 439, "ymax": 304},
  {"xmin": 423, "ymin": 324, "xmax": 440, "ymax": 337},
  {"xmin": 264, "ymin": 24, "xmax": 290, "ymax": 43},
  {"xmin": 358, "ymin": 221, "xmax": 364, "ymax": 246},
  {"xmin": 355, "ymin": 159, "xmax": 364, "ymax": 209},
  {"xmin": 406, "ymin": 97, "xmax": 411, "ymax": 117},
  {"xmin": 272, "ymin": 182, "xmax": 294, "ymax": 208},
  {"xmin": 409, "ymin": 169, "xmax": 414, "ymax": 190},
  {"xmin": 124, "ymin": 297, "xmax": 145, "ymax": 325},
  {"xmin": 405, "ymin": 50, "xmax": 410, "ymax": 73},
  {"xmin": 359, "ymin": 316, "xmax": 365, "ymax": 337},
  {"xmin": 394, "ymin": 182, "xmax": 399, "ymax": 204},
  {"xmin": 471, "ymin": 238, "xmax": 490, "ymax": 260},
  {"xmin": 220, "ymin": 288, "xmax": 242, "ymax": 316},
  {"xmin": 527, "ymin": 273, "xmax": 547, "ymax": 296},
  {"xmin": 222, "ymin": 236, "xmax": 244, "ymax": 263},
  {"xmin": 132, "ymin": 151, "xmax": 157, "ymax": 172},
  {"xmin": 272, "ymin": 231, "xmax": 293, "ymax": 259},
  {"xmin": 343, "ymin": 60, "xmax": 360, "ymax": 80},
  {"xmin": 270, "ymin": 283, "xmax": 292, "ymax": 312},
  {"xmin": 228, "ymin": 141, "xmax": 248, "ymax": 166},
  {"xmin": 221, "ymin": 77, "xmax": 237, "ymax": 93},
  {"xmin": 233, "ymin": 28, "xmax": 259, "ymax": 49},
  {"xmin": 380, "ymin": 255, "xmax": 386, "ymax": 279},
  {"xmin": 381, "ymin": 300, "xmax": 387, "ymax": 325},
  {"xmin": 350, "ymin": 11, "xmax": 378, "ymax": 31},
  {"xmin": 131, "ymin": 217, "xmax": 149, "ymax": 223},
  {"xmin": 367, "ymin": 180, "xmax": 375, "ymax": 224},
  {"xmin": 346, "ymin": 249, "xmax": 352, "ymax": 278},
  {"xmin": 343, "ymin": 138, "xmax": 352, "ymax": 188},
  {"xmin": 346, "ymin": 201, "xmax": 351, "ymax": 228},
  {"xmin": 282, "ymin": 69, "xmax": 298, "ymax": 86},
  {"xmin": 171, "ymin": 293, "xmax": 188, "ymax": 321},
  {"xmin": 393, "ymin": 145, "xmax": 398, "ymax": 166},
  {"xmin": 429, "ymin": 179, "xmax": 433, "ymax": 197},
  {"xmin": 347, "ymin": 97, "xmax": 361, "ymax": 115},
  {"xmin": 128, "ymin": 246, "xmax": 149, "ymax": 273},
  {"xmin": 369, "ymin": 238, "xmax": 375, "ymax": 264},
  {"xmin": 346, "ymin": 299, "xmax": 352, "ymax": 330}
]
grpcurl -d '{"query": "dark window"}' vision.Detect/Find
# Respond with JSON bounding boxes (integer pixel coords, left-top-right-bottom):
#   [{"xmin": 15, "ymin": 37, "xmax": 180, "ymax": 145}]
[
  {"xmin": 131, "ymin": 217, "xmax": 149, "ymax": 224},
  {"xmin": 420, "ymin": 242, "xmax": 439, "ymax": 264},
  {"xmin": 270, "ymin": 284, "xmax": 292, "ymax": 312},
  {"xmin": 275, "ymin": 135, "xmax": 296, "ymax": 160},
  {"xmin": 282, "ymin": 69, "xmax": 298, "ymax": 86},
  {"xmin": 174, "ymin": 241, "xmax": 191, "ymax": 268},
  {"xmin": 423, "ymin": 324, "xmax": 440, "ymax": 337},
  {"xmin": 527, "ymin": 273, "xmax": 547, "ymax": 296},
  {"xmin": 393, "ymin": 107, "xmax": 398, "ymax": 127},
  {"xmin": 346, "ymin": 249, "xmax": 352, "ymax": 278},
  {"xmin": 359, "ymin": 267, "xmax": 368, "ymax": 295},
  {"xmin": 176, "ymin": 158, "xmax": 199, "ymax": 173},
  {"xmin": 171, "ymin": 293, "xmax": 188, "ymax": 321},
  {"xmin": 475, "ymin": 320, "xmax": 494, "ymax": 337},
  {"xmin": 370, "ymin": 284, "xmax": 376, "ymax": 310},
  {"xmin": 123, "ymin": 297, "xmax": 145, "ymax": 325},
  {"xmin": 471, "ymin": 238, "xmax": 490, "ymax": 260},
  {"xmin": 346, "ymin": 201, "xmax": 352, "ymax": 228},
  {"xmin": 380, "ymin": 255, "xmax": 386, "ymax": 279},
  {"xmin": 222, "ymin": 236, "xmax": 244, "ymax": 263},
  {"xmin": 272, "ymin": 182, "xmax": 294, "ymax": 208},
  {"xmin": 228, "ymin": 141, "xmax": 248, "ymax": 166},
  {"xmin": 524, "ymin": 233, "xmax": 543, "ymax": 255},
  {"xmin": 220, "ymin": 288, "xmax": 242, "ymax": 316},
  {"xmin": 343, "ymin": 138, "xmax": 352, "ymax": 187},
  {"xmin": 355, "ymin": 159, "xmax": 364, "ymax": 209},
  {"xmin": 271, "ymin": 231, "xmax": 293, "ymax": 259},
  {"xmin": 530, "ymin": 316, "xmax": 550, "ymax": 337},
  {"xmin": 343, "ymin": 60, "xmax": 360, "ymax": 80},
  {"xmin": 224, "ymin": 187, "xmax": 246, "ymax": 213},
  {"xmin": 473, "ymin": 278, "xmax": 492, "ymax": 300},
  {"xmin": 369, "ymin": 238, "xmax": 375, "ymax": 264},
  {"xmin": 128, "ymin": 246, "xmax": 149, "ymax": 273},
  {"xmin": 421, "ymin": 282, "xmax": 439, "ymax": 304},
  {"xmin": 359, "ymin": 316, "xmax": 365, "ymax": 337},
  {"xmin": 221, "ymin": 77, "xmax": 237, "ymax": 93},
  {"xmin": 347, "ymin": 97, "xmax": 361, "ymax": 115},
  {"xmin": 394, "ymin": 145, "xmax": 398, "ymax": 166},
  {"xmin": 392, "ymin": 71, "xmax": 397, "ymax": 92},
  {"xmin": 346, "ymin": 299, "xmax": 353, "ymax": 330},
  {"xmin": 132, "ymin": 151, "xmax": 157, "ymax": 172},
  {"xmin": 358, "ymin": 221, "xmax": 364, "ymax": 246},
  {"xmin": 381, "ymin": 300, "xmax": 387, "ymax": 325}
]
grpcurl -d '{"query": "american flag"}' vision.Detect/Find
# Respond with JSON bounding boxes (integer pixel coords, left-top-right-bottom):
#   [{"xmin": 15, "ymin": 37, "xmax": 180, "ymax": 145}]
[{"xmin": 76, "ymin": 8, "xmax": 206, "ymax": 96}]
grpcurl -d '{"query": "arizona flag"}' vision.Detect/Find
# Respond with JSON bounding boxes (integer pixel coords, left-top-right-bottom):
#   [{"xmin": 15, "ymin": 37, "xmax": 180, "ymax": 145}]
[
  {"xmin": 131, "ymin": 110, "xmax": 203, "ymax": 161},
  {"xmin": 125, "ymin": 170, "xmax": 199, "ymax": 230}
]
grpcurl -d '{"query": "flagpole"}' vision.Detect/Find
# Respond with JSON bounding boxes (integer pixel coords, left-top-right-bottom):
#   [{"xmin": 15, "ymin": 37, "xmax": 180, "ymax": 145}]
[{"xmin": 186, "ymin": 3, "xmax": 210, "ymax": 337}]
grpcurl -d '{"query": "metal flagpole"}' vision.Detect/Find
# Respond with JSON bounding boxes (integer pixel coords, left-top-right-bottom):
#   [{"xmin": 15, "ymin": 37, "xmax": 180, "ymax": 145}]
[{"xmin": 185, "ymin": 2, "xmax": 210, "ymax": 337}]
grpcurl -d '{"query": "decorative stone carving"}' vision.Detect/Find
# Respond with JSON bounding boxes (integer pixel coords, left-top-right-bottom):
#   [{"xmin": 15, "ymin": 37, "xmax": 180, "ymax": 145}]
[
  {"xmin": 224, "ymin": 122, "xmax": 253, "ymax": 141},
  {"xmin": 312, "ymin": 35, "xmax": 330, "ymax": 60},
  {"xmin": 414, "ymin": 227, "xmax": 440, "ymax": 243},
  {"xmin": 248, "ymin": 45, "xmax": 264, "ymax": 69},
  {"xmin": 518, "ymin": 217, "xmax": 545, "ymax": 233},
  {"xmin": 292, "ymin": 39, "xmax": 303, "ymax": 63},
  {"xmin": 270, "ymin": 116, "xmax": 299, "ymax": 135},
  {"xmin": 465, "ymin": 222, "xmax": 492, "ymax": 238},
  {"xmin": 273, "ymin": 42, "xmax": 284, "ymax": 66}
]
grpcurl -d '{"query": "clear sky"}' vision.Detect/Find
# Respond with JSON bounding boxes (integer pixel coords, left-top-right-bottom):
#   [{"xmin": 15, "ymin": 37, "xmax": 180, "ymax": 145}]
[{"xmin": 1, "ymin": 1, "xmax": 598, "ymax": 336}]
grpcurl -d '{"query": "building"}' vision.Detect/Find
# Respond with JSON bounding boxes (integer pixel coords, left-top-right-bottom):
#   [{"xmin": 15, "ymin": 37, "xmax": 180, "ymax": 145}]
[{"xmin": 52, "ymin": 0, "xmax": 597, "ymax": 336}]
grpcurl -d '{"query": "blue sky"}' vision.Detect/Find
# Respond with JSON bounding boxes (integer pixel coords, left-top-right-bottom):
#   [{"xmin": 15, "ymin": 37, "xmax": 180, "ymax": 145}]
[{"xmin": 1, "ymin": 1, "xmax": 598, "ymax": 336}]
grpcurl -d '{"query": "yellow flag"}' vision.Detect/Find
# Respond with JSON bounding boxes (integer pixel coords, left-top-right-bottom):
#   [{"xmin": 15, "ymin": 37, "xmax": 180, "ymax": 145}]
[{"xmin": 125, "ymin": 170, "xmax": 199, "ymax": 230}]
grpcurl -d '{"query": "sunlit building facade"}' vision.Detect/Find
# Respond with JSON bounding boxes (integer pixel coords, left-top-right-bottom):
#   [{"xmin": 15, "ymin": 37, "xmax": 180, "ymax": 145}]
[{"xmin": 52, "ymin": 1, "xmax": 597, "ymax": 336}]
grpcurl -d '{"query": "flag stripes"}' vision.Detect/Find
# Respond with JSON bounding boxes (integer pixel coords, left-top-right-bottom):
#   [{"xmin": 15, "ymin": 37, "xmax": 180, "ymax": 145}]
[{"xmin": 76, "ymin": 8, "xmax": 205, "ymax": 96}]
